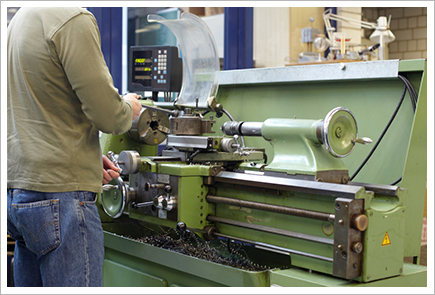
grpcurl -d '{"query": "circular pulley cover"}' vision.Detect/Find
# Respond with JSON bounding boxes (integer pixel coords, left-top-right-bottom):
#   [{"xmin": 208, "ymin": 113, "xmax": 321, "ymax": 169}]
[
  {"xmin": 101, "ymin": 177, "xmax": 129, "ymax": 218},
  {"xmin": 323, "ymin": 107, "xmax": 358, "ymax": 158}
]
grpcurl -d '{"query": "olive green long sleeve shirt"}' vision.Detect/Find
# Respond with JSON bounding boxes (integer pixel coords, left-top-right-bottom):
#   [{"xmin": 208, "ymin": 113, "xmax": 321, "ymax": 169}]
[{"xmin": 7, "ymin": 7, "xmax": 133, "ymax": 193}]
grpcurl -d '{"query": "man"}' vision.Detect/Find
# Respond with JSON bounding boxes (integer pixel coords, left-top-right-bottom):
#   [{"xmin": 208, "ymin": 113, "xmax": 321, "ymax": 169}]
[{"xmin": 7, "ymin": 7, "xmax": 142, "ymax": 287}]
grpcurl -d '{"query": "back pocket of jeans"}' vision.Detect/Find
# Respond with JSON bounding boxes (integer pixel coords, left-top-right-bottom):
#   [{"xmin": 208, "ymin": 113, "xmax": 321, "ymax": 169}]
[{"xmin": 13, "ymin": 199, "xmax": 61, "ymax": 255}]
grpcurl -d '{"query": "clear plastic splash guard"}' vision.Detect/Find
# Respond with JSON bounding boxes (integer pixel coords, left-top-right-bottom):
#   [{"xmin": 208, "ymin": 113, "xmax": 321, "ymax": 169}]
[{"xmin": 147, "ymin": 12, "xmax": 220, "ymax": 109}]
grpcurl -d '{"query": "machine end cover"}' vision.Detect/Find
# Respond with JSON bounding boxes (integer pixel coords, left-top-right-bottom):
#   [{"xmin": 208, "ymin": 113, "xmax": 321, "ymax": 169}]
[
  {"xmin": 323, "ymin": 107, "xmax": 358, "ymax": 158},
  {"xmin": 101, "ymin": 177, "xmax": 128, "ymax": 219}
]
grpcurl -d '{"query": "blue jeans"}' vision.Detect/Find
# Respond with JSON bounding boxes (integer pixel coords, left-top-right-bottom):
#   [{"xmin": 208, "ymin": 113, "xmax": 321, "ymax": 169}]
[{"xmin": 7, "ymin": 189, "xmax": 104, "ymax": 287}]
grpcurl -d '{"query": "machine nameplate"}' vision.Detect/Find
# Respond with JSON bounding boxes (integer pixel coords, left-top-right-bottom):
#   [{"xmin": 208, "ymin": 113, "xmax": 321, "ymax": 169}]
[{"xmin": 157, "ymin": 174, "xmax": 170, "ymax": 184}]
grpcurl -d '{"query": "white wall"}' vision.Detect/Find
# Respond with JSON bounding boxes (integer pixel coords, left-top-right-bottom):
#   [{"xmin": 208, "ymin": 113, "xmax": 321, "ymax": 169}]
[
  {"xmin": 201, "ymin": 13, "xmax": 224, "ymax": 59},
  {"xmin": 253, "ymin": 7, "xmax": 290, "ymax": 67},
  {"xmin": 336, "ymin": 7, "xmax": 362, "ymax": 46}
]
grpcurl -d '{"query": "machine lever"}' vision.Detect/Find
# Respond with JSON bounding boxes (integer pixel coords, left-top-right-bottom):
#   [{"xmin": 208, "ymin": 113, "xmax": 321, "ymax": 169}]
[
  {"xmin": 232, "ymin": 135, "xmax": 250, "ymax": 156},
  {"xmin": 145, "ymin": 182, "xmax": 165, "ymax": 191},
  {"xmin": 107, "ymin": 151, "xmax": 123, "ymax": 174},
  {"xmin": 352, "ymin": 137, "xmax": 373, "ymax": 145},
  {"xmin": 177, "ymin": 222, "xmax": 188, "ymax": 239},
  {"xmin": 141, "ymin": 104, "xmax": 179, "ymax": 117},
  {"xmin": 102, "ymin": 184, "xmax": 119, "ymax": 191},
  {"xmin": 131, "ymin": 201, "xmax": 154, "ymax": 209}
]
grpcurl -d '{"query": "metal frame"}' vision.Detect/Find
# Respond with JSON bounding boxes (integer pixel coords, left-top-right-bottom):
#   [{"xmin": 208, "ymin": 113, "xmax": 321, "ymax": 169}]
[{"xmin": 219, "ymin": 59, "xmax": 400, "ymax": 85}]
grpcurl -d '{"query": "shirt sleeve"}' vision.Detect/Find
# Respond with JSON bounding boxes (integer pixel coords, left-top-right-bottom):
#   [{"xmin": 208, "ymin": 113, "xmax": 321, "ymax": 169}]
[{"xmin": 51, "ymin": 12, "xmax": 132, "ymax": 135}]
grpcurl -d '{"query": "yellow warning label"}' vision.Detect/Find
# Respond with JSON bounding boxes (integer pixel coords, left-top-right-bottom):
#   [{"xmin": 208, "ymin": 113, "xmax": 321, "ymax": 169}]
[{"xmin": 381, "ymin": 232, "xmax": 391, "ymax": 246}]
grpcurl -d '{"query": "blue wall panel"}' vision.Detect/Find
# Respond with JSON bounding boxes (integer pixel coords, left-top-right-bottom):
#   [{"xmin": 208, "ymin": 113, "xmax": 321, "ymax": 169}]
[
  {"xmin": 88, "ymin": 7, "xmax": 123, "ymax": 93},
  {"xmin": 224, "ymin": 7, "xmax": 253, "ymax": 70}
]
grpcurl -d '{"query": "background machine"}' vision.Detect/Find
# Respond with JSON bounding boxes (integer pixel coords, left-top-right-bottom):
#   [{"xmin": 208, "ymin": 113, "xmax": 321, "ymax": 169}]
[{"xmin": 99, "ymin": 13, "xmax": 427, "ymax": 287}]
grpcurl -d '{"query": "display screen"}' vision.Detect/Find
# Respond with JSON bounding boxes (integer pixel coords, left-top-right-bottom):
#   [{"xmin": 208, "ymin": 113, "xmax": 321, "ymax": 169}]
[
  {"xmin": 135, "ymin": 67, "xmax": 152, "ymax": 72},
  {"xmin": 135, "ymin": 58, "xmax": 152, "ymax": 63},
  {"xmin": 135, "ymin": 75, "xmax": 152, "ymax": 79},
  {"xmin": 132, "ymin": 50, "xmax": 153, "ymax": 87}
]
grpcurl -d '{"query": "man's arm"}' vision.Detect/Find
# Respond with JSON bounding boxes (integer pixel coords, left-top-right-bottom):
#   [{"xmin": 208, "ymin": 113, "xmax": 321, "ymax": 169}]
[{"xmin": 52, "ymin": 12, "xmax": 140, "ymax": 134}]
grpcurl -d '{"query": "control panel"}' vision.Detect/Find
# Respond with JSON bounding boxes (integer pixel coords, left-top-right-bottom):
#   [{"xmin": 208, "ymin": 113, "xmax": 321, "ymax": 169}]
[{"xmin": 129, "ymin": 46, "xmax": 182, "ymax": 93}]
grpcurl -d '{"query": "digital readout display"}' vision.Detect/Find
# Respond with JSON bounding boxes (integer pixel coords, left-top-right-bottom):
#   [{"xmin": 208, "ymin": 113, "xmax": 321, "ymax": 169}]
[
  {"xmin": 134, "ymin": 54, "xmax": 152, "ymax": 84},
  {"xmin": 135, "ymin": 58, "xmax": 152, "ymax": 63},
  {"xmin": 135, "ymin": 67, "xmax": 152, "ymax": 72}
]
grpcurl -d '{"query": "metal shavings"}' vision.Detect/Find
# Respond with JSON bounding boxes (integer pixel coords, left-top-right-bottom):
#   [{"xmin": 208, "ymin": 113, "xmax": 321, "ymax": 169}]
[{"xmin": 126, "ymin": 229, "xmax": 270, "ymax": 272}]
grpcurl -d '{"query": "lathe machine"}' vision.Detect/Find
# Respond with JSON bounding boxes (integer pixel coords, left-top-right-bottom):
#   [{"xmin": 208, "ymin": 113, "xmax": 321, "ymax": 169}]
[{"xmin": 98, "ymin": 13, "xmax": 427, "ymax": 287}]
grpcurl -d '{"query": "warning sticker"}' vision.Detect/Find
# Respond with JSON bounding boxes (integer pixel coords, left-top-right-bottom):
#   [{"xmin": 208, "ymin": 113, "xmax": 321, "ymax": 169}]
[{"xmin": 381, "ymin": 232, "xmax": 391, "ymax": 246}]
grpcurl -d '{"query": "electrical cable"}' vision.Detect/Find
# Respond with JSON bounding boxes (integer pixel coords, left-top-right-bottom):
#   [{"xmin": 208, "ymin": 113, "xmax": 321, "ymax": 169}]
[
  {"xmin": 390, "ymin": 176, "xmax": 402, "ymax": 186},
  {"xmin": 398, "ymin": 75, "xmax": 418, "ymax": 112},
  {"xmin": 401, "ymin": 75, "xmax": 419, "ymax": 102},
  {"xmin": 164, "ymin": 92, "xmax": 171, "ymax": 102},
  {"xmin": 350, "ymin": 75, "xmax": 418, "ymax": 186},
  {"xmin": 350, "ymin": 83, "xmax": 406, "ymax": 180}
]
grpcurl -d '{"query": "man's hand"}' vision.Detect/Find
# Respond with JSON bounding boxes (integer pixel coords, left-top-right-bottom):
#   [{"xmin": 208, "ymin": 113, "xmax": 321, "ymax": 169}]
[
  {"xmin": 102, "ymin": 155, "xmax": 120, "ymax": 184},
  {"xmin": 123, "ymin": 93, "xmax": 141, "ymax": 120}
]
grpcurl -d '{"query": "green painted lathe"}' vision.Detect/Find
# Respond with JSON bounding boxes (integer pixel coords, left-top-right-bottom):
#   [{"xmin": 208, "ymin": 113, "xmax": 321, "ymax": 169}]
[{"xmin": 98, "ymin": 13, "xmax": 427, "ymax": 287}]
